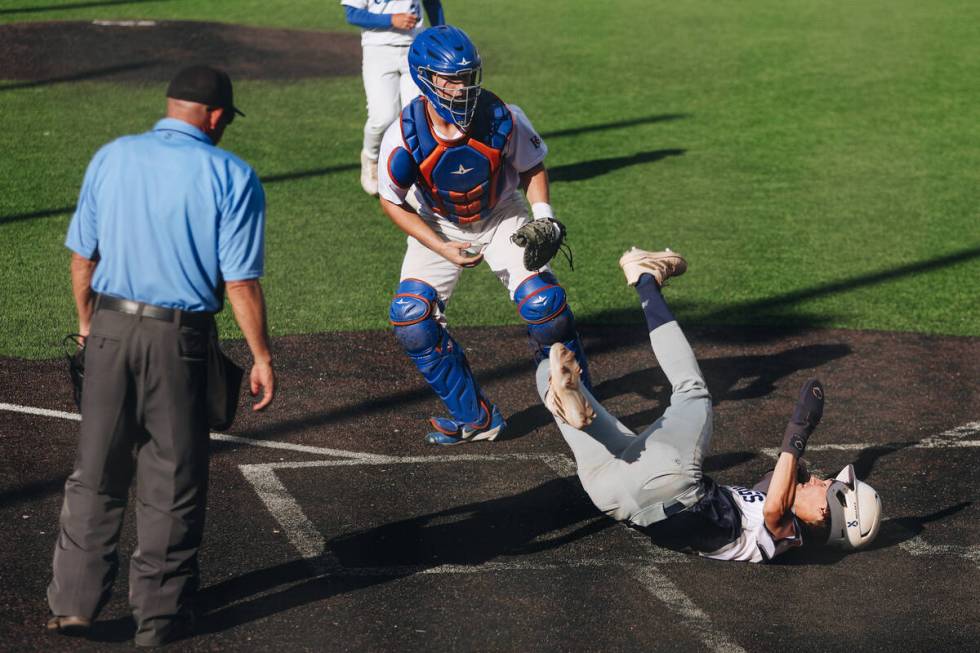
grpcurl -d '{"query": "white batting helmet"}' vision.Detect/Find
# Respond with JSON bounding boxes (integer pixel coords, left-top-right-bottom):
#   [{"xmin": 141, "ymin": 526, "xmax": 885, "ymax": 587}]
[{"xmin": 825, "ymin": 464, "xmax": 882, "ymax": 550}]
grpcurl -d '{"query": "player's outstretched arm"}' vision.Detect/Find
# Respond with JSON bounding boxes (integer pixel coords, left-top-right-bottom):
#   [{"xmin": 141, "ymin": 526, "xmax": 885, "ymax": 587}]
[
  {"xmin": 763, "ymin": 379, "xmax": 825, "ymax": 537},
  {"xmin": 380, "ymin": 198, "xmax": 482, "ymax": 268},
  {"xmin": 763, "ymin": 452, "xmax": 800, "ymax": 538}
]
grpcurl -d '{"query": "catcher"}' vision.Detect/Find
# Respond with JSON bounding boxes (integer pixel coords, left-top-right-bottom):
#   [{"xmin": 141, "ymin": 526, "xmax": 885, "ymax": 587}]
[
  {"xmin": 539, "ymin": 246, "xmax": 882, "ymax": 561},
  {"xmin": 377, "ymin": 25, "xmax": 590, "ymax": 445}
]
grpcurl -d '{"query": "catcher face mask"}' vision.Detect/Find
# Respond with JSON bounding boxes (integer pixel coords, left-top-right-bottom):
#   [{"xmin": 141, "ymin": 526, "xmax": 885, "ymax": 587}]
[{"xmin": 419, "ymin": 67, "xmax": 483, "ymax": 130}]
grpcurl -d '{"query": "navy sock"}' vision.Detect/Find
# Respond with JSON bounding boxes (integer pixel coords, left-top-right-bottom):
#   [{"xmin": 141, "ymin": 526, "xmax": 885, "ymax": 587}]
[{"xmin": 635, "ymin": 273, "xmax": 675, "ymax": 331}]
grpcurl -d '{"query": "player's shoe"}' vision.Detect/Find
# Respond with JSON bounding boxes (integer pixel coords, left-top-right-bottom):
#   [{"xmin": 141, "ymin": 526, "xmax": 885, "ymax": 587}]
[
  {"xmin": 46, "ymin": 615, "xmax": 91, "ymax": 637},
  {"xmin": 618, "ymin": 247, "xmax": 687, "ymax": 287},
  {"xmin": 425, "ymin": 403, "xmax": 506, "ymax": 446},
  {"xmin": 360, "ymin": 152, "xmax": 379, "ymax": 196},
  {"xmin": 544, "ymin": 343, "xmax": 596, "ymax": 429}
]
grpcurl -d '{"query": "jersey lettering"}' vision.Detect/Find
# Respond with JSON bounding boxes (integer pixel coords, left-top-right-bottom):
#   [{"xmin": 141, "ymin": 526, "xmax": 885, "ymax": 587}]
[{"xmin": 731, "ymin": 486, "xmax": 765, "ymax": 503}]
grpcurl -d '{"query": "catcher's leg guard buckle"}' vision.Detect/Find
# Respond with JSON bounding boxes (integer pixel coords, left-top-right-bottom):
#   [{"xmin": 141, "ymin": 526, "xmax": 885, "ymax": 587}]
[{"xmin": 425, "ymin": 401, "xmax": 506, "ymax": 446}]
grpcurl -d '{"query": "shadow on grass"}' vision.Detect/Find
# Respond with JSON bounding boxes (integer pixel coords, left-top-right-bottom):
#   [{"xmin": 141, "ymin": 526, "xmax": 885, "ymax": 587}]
[
  {"xmin": 0, "ymin": 205, "xmax": 76, "ymax": 226},
  {"xmin": 540, "ymin": 113, "xmax": 689, "ymax": 140},
  {"xmin": 0, "ymin": 165, "xmax": 359, "ymax": 226},
  {"xmin": 0, "ymin": 109, "xmax": 683, "ymax": 222},
  {"xmin": 0, "ymin": 61, "xmax": 158, "ymax": 92},
  {"xmin": 550, "ymin": 148, "xmax": 685, "ymax": 183},
  {"xmin": 580, "ymin": 243, "xmax": 980, "ymax": 333},
  {"xmin": 0, "ymin": 0, "xmax": 166, "ymax": 15}
]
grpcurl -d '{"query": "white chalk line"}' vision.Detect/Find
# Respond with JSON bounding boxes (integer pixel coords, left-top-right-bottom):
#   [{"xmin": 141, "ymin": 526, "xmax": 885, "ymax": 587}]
[
  {"xmin": 5, "ymin": 401, "xmax": 978, "ymax": 652},
  {"xmin": 760, "ymin": 420, "xmax": 980, "ymax": 464},
  {"xmin": 900, "ymin": 536, "xmax": 980, "ymax": 571},
  {"xmin": 0, "ymin": 402, "xmax": 383, "ymax": 461},
  {"xmin": 0, "ymin": 403, "xmax": 81, "ymax": 422},
  {"xmin": 307, "ymin": 557, "xmax": 674, "ymax": 578}
]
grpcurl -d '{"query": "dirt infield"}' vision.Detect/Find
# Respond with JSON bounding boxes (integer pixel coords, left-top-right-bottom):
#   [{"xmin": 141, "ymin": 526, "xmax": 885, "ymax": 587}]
[
  {"xmin": 0, "ymin": 20, "xmax": 359, "ymax": 84},
  {"xmin": 1, "ymin": 325, "xmax": 978, "ymax": 651}
]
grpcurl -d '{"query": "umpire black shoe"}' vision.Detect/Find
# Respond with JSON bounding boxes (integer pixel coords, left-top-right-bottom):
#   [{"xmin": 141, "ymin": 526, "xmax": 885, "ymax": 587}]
[{"xmin": 46, "ymin": 615, "xmax": 91, "ymax": 636}]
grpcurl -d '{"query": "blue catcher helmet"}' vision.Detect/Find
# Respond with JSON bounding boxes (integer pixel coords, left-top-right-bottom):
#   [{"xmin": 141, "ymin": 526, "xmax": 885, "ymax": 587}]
[{"xmin": 409, "ymin": 25, "xmax": 483, "ymax": 130}]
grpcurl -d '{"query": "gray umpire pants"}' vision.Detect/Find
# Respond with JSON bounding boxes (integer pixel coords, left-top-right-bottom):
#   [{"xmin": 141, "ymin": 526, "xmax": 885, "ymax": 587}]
[
  {"xmin": 536, "ymin": 321, "xmax": 712, "ymax": 527},
  {"xmin": 48, "ymin": 306, "xmax": 211, "ymax": 642}
]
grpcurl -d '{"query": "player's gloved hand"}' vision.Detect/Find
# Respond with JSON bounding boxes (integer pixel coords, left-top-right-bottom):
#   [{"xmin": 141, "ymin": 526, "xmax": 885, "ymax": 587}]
[
  {"xmin": 511, "ymin": 218, "xmax": 568, "ymax": 271},
  {"xmin": 780, "ymin": 378, "xmax": 824, "ymax": 456}
]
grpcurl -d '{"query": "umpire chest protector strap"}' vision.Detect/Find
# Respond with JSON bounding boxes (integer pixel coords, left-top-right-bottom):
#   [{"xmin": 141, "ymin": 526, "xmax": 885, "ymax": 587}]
[{"xmin": 389, "ymin": 92, "xmax": 513, "ymax": 224}]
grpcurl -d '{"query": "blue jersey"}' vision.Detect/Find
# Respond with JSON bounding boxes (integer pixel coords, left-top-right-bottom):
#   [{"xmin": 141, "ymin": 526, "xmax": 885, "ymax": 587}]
[{"xmin": 65, "ymin": 118, "xmax": 266, "ymax": 313}]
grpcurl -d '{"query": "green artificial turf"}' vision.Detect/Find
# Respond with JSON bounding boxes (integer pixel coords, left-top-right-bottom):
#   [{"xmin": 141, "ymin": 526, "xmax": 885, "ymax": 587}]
[{"xmin": 2, "ymin": 0, "xmax": 978, "ymax": 358}]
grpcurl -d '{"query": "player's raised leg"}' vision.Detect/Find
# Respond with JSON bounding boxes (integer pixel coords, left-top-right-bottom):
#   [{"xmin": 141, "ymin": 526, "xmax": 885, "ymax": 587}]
[
  {"xmin": 617, "ymin": 247, "xmax": 713, "ymax": 515},
  {"xmin": 618, "ymin": 247, "xmax": 707, "ymax": 403}
]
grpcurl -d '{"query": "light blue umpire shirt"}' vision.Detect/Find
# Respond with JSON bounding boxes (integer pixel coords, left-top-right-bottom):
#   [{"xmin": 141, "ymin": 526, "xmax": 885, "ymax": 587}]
[{"xmin": 65, "ymin": 117, "xmax": 266, "ymax": 313}]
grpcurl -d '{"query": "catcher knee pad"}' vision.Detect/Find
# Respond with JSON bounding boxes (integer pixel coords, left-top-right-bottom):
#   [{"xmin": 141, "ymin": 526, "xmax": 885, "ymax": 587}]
[
  {"xmin": 514, "ymin": 273, "xmax": 592, "ymax": 389},
  {"xmin": 390, "ymin": 279, "xmax": 444, "ymax": 353},
  {"xmin": 389, "ymin": 279, "xmax": 489, "ymax": 425}
]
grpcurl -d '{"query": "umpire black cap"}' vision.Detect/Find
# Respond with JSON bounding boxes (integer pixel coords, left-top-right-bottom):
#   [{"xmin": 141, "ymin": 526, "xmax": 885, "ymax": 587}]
[{"xmin": 166, "ymin": 65, "xmax": 245, "ymax": 118}]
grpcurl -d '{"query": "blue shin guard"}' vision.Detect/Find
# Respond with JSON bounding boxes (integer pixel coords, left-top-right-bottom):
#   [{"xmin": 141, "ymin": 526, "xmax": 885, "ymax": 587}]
[
  {"xmin": 514, "ymin": 272, "xmax": 592, "ymax": 390},
  {"xmin": 390, "ymin": 279, "xmax": 505, "ymax": 444}
]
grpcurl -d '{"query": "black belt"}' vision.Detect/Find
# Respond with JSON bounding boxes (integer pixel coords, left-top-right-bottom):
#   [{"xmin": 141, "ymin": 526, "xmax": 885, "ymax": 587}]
[{"xmin": 96, "ymin": 295, "xmax": 213, "ymax": 329}]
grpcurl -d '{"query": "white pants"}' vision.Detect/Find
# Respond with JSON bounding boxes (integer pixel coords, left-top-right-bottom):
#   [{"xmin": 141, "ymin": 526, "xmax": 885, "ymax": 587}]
[
  {"xmin": 362, "ymin": 44, "xmax": 419, "ymax": 160},
  {"xmin": 399, "ymin": 193, "xmax": 550, "ymax": 322},
  {"xmin": 536, "ymin": 321, "xmax": 713, "ymax": 527}
]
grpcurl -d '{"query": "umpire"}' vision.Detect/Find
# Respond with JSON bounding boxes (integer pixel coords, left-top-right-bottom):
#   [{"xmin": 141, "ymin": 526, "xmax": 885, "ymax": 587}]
[{"xmin": 46, "ymin": 65, "xmax": 275, "ymax": 647}]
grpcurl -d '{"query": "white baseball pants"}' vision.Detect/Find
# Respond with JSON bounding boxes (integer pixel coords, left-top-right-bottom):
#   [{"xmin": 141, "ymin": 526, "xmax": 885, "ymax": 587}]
[
  {"xmin": 361, "ymin": 44, "xmax": 419, "ymax": 161},
  {"xmin": 398, "ymin": 193, "xmax": 551, "ymax": 321}
]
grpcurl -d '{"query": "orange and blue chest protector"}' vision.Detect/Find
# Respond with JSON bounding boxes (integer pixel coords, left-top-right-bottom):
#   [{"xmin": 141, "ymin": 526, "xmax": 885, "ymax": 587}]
[{"xmin": 388, "ymin": 91, "xmax": 513, "ymax": 223}]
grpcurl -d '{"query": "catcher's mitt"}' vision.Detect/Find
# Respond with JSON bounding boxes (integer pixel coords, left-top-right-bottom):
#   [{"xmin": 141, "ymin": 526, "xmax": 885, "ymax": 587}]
[
  {"xmin": 510, "ymin": 218, "xmax": 572, "ymax": 271},
  {"xmin": 63, "ymin": 334, "xmax": 85, "ymax": 409}
]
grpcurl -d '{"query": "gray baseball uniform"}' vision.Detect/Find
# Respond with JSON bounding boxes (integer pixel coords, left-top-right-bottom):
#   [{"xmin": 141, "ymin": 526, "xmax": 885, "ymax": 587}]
[
  {"xmin": 536, "ymin": 321, "xmax": 711, "ymax": 525},
  {"xmin": 537, "ymin": 319, "xmax": 802, "ymax": 562}
]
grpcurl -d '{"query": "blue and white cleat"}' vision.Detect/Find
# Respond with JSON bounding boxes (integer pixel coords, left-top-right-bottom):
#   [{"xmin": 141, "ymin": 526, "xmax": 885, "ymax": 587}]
[{"xmin": 425, "ymin": 403, "xmax": 507, "ymax": 446}]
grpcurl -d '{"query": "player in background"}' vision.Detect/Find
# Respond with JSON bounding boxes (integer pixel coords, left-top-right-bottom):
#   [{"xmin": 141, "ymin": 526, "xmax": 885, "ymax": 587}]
[
  {"xmin": 342, "ymin": 0, "xmax": 445, "ymax": 196},
  {"xmin": 378, "ymin": 25, "xmax": 591, "ymax": 445},
  {"xmin": 540, "ymin": 246, "xmax": 882, "ymax": 562}
]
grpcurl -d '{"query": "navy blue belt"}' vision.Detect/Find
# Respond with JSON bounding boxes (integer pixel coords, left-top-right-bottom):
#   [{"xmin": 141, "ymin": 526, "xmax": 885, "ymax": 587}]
[{"xmin": 96, "ymin": 295, "xmax": 213, "ymax": 330}]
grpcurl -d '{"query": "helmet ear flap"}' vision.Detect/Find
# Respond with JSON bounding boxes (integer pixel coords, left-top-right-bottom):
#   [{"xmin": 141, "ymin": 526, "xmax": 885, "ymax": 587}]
[{"xmin": 824, "ymin": 466, "xmax": 882, "ymax": 551}]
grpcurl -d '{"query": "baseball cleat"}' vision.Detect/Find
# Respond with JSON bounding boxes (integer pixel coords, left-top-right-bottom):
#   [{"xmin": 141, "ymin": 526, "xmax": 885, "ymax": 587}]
[
  {"xmin": 425, "ymin": 403, "xmax": 506, "ymax": 446},
  {"xmin": 360, "ymin": 152, "xmax": 379, "ymax": 196},
  {"xmin": 46, "ymin": 615, "xmax": 91, "ymax": 636},
  {"xmin": 618, "ymin": 247, "xmax": 687, "ymax": 287},
  {"xmin": 545, "ymin": 343, "xmax": 596, "ymax": 429}
]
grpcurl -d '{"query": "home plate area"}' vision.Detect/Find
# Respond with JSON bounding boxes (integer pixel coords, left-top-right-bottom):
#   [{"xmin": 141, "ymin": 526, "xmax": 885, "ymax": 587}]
[{"xmin": 2, "ymin": 324, "xmax": 978, "ymax": 650}]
